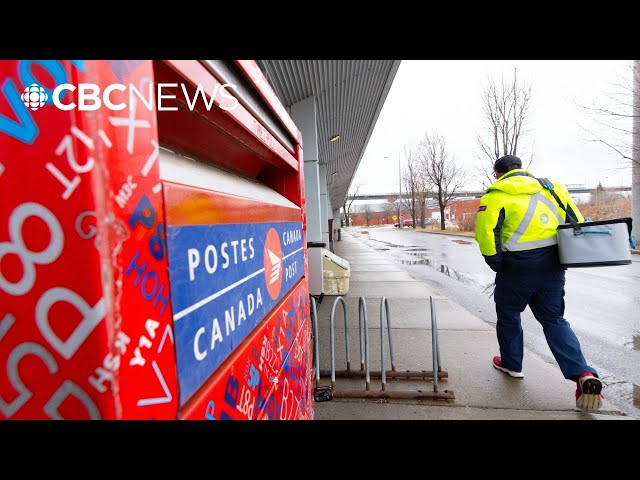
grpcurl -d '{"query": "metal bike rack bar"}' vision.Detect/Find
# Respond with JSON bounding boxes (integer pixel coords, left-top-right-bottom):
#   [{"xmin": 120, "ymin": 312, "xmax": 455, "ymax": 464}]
[
  {"xmin": 435, "ymin": 302, "xmax": 442, "ymax": 374},
  {"xmin": 320, "ymin": 296, "xmax": 448, "ymax": 381},
  {"xmin": 310, "ymin": 295, "xmax": 321, "ymax": 389},
  {"xmin": 359, "ymin": 297, "xmax": 371, "ymax": 391},
  {"xmin": 380, "ymin": 296, "xmax": 389, "ymax": 390},
  {"xmin": 330, "ymin": 296, "xmax": 351, "ymax": 388},
  {"xmin": 430, "ymin": 296, "xmax": 441, "ymax": 393},
  {"xmin": 380, "ymin": 296, "xmax": 396, "ymax": 372},
  {"xmin": 314, "ymin": 295, "xmax": 454, "ymax": 401}
]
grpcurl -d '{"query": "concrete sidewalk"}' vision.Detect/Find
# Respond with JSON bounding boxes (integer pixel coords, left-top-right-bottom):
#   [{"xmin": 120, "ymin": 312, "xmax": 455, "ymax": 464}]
[{"xmin": 313, "ymin": 228, "xmax": 631, "ymax": 420}]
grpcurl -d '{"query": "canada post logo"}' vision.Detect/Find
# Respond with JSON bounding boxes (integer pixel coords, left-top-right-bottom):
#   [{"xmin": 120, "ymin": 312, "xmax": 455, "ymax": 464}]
[
  {"xmin": 264, "ymin": 227, "xmax": 283, "ymax": 300},
  {"xmin": 166, "ymin": 220, "xmax": 304, "ymax": 406},
  {"xmin": 21, "ymin": 81, "xmax": 239, "ymax": 112}
]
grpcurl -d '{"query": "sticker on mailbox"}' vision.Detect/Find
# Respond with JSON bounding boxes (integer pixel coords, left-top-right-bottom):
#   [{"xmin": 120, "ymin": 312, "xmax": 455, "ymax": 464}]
[{"xmin": 166, "ymin": 221, "xmax": 304, "ymax": 406}]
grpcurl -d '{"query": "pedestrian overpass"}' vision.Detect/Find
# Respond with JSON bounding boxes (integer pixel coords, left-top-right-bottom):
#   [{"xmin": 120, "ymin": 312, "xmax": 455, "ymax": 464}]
[{"xmin": 348, "ymin": 186, "xmax": 632, "ymax": 202}]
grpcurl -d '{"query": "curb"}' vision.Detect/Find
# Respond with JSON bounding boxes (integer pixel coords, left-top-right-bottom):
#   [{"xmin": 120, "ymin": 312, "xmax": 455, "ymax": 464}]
[{"xmin": 414, "ymin": 229, "xmax": 475, "ymax": 238}]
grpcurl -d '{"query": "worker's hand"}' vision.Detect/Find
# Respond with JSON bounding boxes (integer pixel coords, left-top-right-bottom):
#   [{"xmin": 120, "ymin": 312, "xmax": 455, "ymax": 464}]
[{"xmin": 484, "ymin": 254, "xmax": 503, "ymax": 273}]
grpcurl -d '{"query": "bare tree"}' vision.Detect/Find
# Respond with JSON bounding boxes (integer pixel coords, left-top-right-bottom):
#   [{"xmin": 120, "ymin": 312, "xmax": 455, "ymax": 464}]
[
  {"xmin": 413, "ymin": 148, "xmax": 431, "ymax": 227},
  {"xmin": 342, "ymin": 184, "xmax": 360, "ymax": 227},
  {"xmin": 575, "ymin": 60, "xmax": 639, "ymax": 230},
  {"xmin": 417, "ymin": 132, "xmax": 467, "ymax": 230},
  {"xmin": 399, "ymin": 147, "xmax": 430, "ymax": 228},
  {"xmin": 475, "ymin": 67, "xmax": 534, "ymax": 188},
  {"xmin": 400, "ymin": 174, "xmax": 414, "ymax": 227},
  {"xmin": 362, "ymin": 203, "xmax": 372, "ymax": 226},
  {"xmin": 401, "ymin": 148, "xmax": 420, "ymax": 228}
]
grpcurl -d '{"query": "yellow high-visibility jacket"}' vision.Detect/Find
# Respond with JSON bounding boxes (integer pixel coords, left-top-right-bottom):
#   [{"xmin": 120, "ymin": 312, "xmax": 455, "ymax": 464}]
[{"xmin": 475, "ymin": 169, "xmax": 584, "ymax": 265}]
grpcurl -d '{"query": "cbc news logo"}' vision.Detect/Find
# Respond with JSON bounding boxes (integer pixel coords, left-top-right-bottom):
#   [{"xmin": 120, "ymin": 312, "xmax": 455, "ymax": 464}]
[
  {"xmin": 18, "ymin": 81, "xmax": 238, "ymax": 112},
  {"xmin": 21, "ymin": 83, "xmax": 49, "ymax": 111}
]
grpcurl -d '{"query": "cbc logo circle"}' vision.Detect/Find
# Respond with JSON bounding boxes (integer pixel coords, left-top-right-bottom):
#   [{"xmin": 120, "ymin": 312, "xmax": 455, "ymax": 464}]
[{"xmin": 21, "ymin": 83, "xmax": 48, "ymax": 111}]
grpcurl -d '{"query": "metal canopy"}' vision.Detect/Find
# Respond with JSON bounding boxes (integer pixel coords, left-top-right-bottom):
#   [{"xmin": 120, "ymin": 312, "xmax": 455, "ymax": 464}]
[{"xmin": 257, "ymin": 60, "xmax": 400, "ymax": 210}]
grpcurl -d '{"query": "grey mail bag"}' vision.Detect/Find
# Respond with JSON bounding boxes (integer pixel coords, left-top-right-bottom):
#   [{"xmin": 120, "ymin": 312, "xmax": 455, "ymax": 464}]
[{"xmin": 538, "ymin": 177, "xmax": 633, "ymax": 268}]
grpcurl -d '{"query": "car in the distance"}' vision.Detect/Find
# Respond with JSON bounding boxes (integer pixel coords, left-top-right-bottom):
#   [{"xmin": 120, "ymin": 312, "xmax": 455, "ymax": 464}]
[{"xmin": 394, "ymin": 219, "xmax": 414, "ymax": 228}]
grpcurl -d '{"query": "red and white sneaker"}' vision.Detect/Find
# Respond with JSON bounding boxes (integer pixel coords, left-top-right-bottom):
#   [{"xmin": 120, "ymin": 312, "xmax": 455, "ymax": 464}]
[
  {"xmin": 492, "ymin": 356, "xmax": 524, "ymax": 378},
  {"xmin": 575, "ymin": 372, "xmax": 603, "ymax": 410}
]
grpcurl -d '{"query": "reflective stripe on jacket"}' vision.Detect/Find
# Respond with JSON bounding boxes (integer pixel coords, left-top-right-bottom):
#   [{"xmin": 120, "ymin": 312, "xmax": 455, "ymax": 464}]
[{"xmin": 475, "ymin": 169, "xmax": 584, "ymax": 258}]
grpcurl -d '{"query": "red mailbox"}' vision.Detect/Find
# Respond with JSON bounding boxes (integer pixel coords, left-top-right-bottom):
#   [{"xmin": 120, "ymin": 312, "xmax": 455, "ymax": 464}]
[{"xmin": 0, "ymin": 60, "xmax": 313, "ymax": 420}]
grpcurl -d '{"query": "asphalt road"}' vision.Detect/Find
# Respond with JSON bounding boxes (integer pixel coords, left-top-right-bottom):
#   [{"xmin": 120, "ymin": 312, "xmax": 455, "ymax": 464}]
[{"xmin": 348, "ymin": 225, "xmax": 640, "ymax": 419}]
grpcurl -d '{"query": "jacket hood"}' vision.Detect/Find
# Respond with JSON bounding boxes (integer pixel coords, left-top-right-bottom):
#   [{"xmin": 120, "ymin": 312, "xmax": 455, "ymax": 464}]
[{"xmin": 486, "ymin": 169, "xmax": 542, "ymax": 195}]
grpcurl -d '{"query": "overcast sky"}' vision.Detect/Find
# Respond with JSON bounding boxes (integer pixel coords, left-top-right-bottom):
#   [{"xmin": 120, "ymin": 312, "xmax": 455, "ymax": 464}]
[{"xmin": 352, "ymin": 60, "xmax": 634, "ymax": 194}]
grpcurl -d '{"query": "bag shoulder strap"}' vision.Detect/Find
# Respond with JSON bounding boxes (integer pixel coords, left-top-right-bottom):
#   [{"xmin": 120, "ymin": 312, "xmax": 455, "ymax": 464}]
[
  {"xmin": 536, "ymin": 177, "xmax": 582, "ymax": 231},
  {"xmin": 536, "ymin": 177, "xmax": 565, "ymax": 210}
]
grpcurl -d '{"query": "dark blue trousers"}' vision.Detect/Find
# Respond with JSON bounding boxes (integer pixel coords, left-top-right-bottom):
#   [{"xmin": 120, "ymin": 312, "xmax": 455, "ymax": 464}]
[{"xmin": 494, "ymin": 269, "xmax": 597, "ymax": 380}]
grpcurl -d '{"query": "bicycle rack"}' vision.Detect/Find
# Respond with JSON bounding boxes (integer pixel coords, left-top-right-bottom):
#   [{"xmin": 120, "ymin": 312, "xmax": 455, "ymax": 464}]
[{"xmin": 311, "ymin": 294, "xmax": 454, "ymax": 401}]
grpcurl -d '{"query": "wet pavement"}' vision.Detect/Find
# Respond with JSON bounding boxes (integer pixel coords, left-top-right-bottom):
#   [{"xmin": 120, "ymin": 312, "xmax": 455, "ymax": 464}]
[{"xmin": 312, "ymin": 227, "xmax": 633, "ymax": 420}]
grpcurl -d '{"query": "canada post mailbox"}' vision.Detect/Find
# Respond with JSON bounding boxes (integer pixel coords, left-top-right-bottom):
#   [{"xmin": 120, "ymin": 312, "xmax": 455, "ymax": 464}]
[
  {"xmin": 156, "ymin": 59, "xmax": 313, "ymax": 419},
  {"xmin": 0, "ymin": 60, "xmax": 178, "ymax": 419},
  {"xmin": 0, "ymin": 59, "xmax": 313, "ymax": 420}
]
